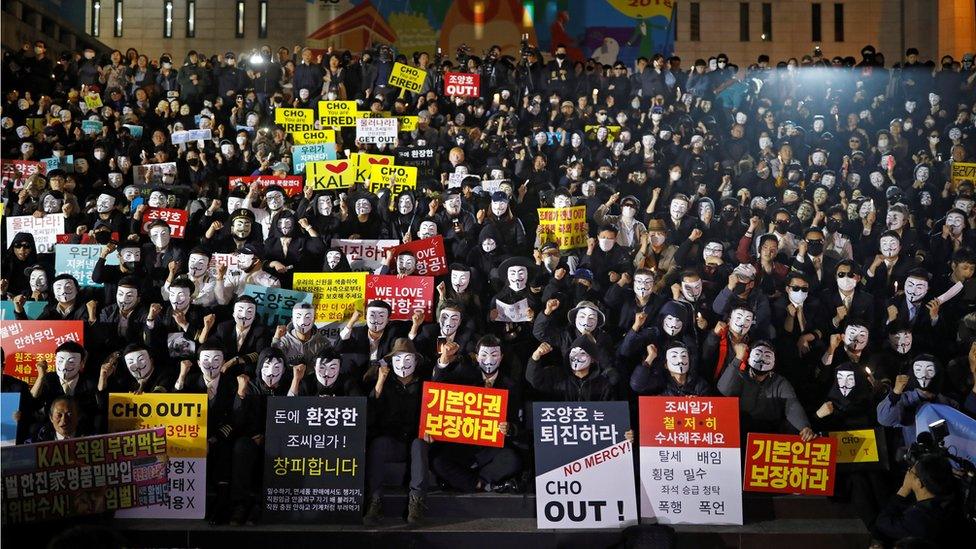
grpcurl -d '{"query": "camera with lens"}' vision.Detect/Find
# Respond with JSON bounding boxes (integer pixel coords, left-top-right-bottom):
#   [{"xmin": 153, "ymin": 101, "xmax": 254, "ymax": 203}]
[
  {"xmin": 456, "ymin": 44, "xmax": 472, "ymax": 67},
  {"xmin": 896, "ymin": 420, "xmax": 951, "ymax": 467}
]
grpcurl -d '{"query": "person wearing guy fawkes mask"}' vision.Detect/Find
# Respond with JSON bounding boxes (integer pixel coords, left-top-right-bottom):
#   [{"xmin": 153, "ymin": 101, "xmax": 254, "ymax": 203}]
[
  {"xmin": 382, "ymin": 189, "xmax": 421, "ymax": 241},
  {"xmin": 91, "ymin": 241, "xmax": 151, "ymax": 304},
  {"xmin": 17, "ymin": 263, "xmax": 51, "ymax": 303},
  {"xmin": 621, "ymin": 299, "xmax": 700, "ymax": 367},
  {"xmin": 527, "ymin": 335, "xmax": 621, "ymax": 401},
  {"xmin": 94, "ymin": 275, "xmax": 151, "ymax": 347},
  {"xmin": 718, "ymin": 338, "xmax": 816, "ymax": 442},
  {"xmin": 29, "ymin": 341, "xmax": 100, "ymax": 435},
  {"xmin": 930, "ymin": 208, "xmax": 975, "ymax": 267},
  {"xmin": 430, "ymin": 334, "xmax": 525, "ymax": 493},
  {"xmin": 163, "ymin": 247, "xmax": 218, "ymax": 307},
  {"xmin": 339, "ymin": 193, "xmax": 383, "ymax": 239},
  {"xmin": 489, "ymin": 256, "xmax": 541, "ymax": 351},
  {"xmin": 865, "ymin": 230, "xmax": 914, "ymax": 297},
  {"xmin": 630, "ymin": 341, "xmax": 712, "ymax": 397},
  {"xmin": 272, "ymin": 302, "xmax": 328, "ymax": 367},
  {"xmin": 435, "ymin": 265, "xmax": 483, "ymax": 320},
  {"xmin": 872, "ymin": 323, "xmax": 919, "ymax": 389},
  {"xmin": 411, "ymin": 299, "xmax": 477, "ymax": 360},
  {"xmin": 142, "ymin": 219, "xmax": 186, "ymax": 290},
  {"xmin": 432, "ymin": 190, "xmax": 477, "ymax": 254},
  {"xmin": 881, "ymin": 203, "xmax": 920, "ymax": 257},
  {"xmin": 85, "ymin": 188, "xmax": 127, "ymax": 236},
  {"xmin": 210, "ymin": 295, "xmax": 271, "ymax": 379},
  {"xmin": 604, "ymin": 268, "xmax": 666, "ymax": 337},
  {"xmin": 263, "ymin": 210, "xmax": 325, "ymax": 283},
  {"xmin": 534, "ymin": 297, "xmax": 616, "ymax": 373},
  {"xmin": 18, "ymin": 274, "xmax": 88, "ymax": 321},
  {"xmin": 298, "ymin": 192, "xmax": 341, "ymax": 242},
  {"xmin": 295, "ymin": 346, "xmax": 361, "ymax": 397},
  {"xmin": 337, "ymin": 300, "xmax": 402, "ymax": 372},
  {"xmin": 145, "ymin": 276, "xmax": 209, "ymax": 363},
  {"xmin": 883, "ymin": 268, "xmax": 939, "ymax": 335},
  {"xmin": 99, "ymin": 343, "xmax": 173, "ymax": 395},
  {"xmin": 204, "ymin": 208, "xmax": 264, "ymax": 253}
]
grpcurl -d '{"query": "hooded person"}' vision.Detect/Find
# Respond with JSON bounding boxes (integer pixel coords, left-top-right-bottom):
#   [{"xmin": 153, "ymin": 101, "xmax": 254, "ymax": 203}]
[
  {"xmin": 488, "ymin": 256, "xmax": 542, "ymax": 351},
  {"xmin": 483, "ymin": 191, "xmax": 528, "ymax": 253},
  {"xmin": 91, "ymin": 240, "xmax": 153, "ymax": 306},
  {"xmin": 814, "ymin": 363, "xmax": 876, "ymax": 431},
  {"xmin": 204, "ymin": 208, "xmax": 264, "ymax": 253},
  {"xmin": 340, "ymin": 192, "xmax": 383, "ymax": 240},
  {"xmin": 263, "ymin": 209, "xmax": 326, "ymax": 282},
  {"xmin": 621, "ymin": 300, "xmax": 700, "ymax": 366},
  {"xmin": 533, "ymin": 293, "xmax": 617, "ymax": 371},
  {"xmin": 271, "ymin": 302, "xmax": 329, "ymax": 367},
  {"xmin": 2, "ymin": 233, "xmax": 40, "ymax": 296},
  {"xmin": 467, "ymin": 224, "xmax": 510, "ymax": 283},
  {"xmin": 322, "ymin": 246, "xmax": 353, "ymax": 273},
  {"xmin": 210, "ymin": 295, "xmax": 271, "ymax": 378},
  {"xmin": 878, "ymin": 354, "xmax": 972, "ymax": 446},
  {"xmin": 302, "ymin": 192, "xmax": 342, "ymax": 241},
  {"xmin": 28, "ymin": 341, "xmax": 100, "ymax": 434},
  {"xmin": 630, "ymin": 340, "xmax": 712, "ymax": 397},
  {"xmin": 604, "ymin": 268, "xmax": 668, "ymax": 338},
  {"xmin": 411, "ymin": 299, "xmax": 477, "ymax": 361},
  {"xmin": 382, "ymin": 189, "xmax": 422, "ymax": 242},
  {"xmin": 296, "ymin": 345, "xmax": 361, "ymax": 397},
  {"xmin": 526, "ymin": 334, "xmax": 621, "ymax": 401}
]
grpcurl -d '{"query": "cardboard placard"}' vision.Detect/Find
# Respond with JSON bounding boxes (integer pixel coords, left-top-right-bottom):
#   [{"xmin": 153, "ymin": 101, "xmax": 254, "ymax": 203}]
[{"xmin": 419, "ymin": 382, "xmax": 508, "ymax": 447}]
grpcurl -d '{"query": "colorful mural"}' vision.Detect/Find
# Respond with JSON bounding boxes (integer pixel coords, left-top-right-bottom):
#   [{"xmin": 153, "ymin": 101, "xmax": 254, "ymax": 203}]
[{"xmin": 304, "ymin": 0, "xmax": 674, "ymax": 66}]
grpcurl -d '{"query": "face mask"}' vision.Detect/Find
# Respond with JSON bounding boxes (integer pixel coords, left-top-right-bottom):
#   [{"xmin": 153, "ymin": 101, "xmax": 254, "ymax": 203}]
[
  {"xmin": 928, "ymin": 93, "xmax": 940, "ymax": 106},
  {"xmin": 649, "ymin": 232, "xmax": 666, "ymax": 247},
  {"xmin": 198, "ymin": 350, "xmax": 224, "ymax": 380},
  {"xmin": 554, "ymin": 195, "xmax": 572, "ymax": 208},
  {"xmin": 477, "ymin": 346, "xmax": 502, "ymax": 374},
  {"xmin": 879, "ymin": 236, "xmax": 900, "ymax": 258},
  {"xmin": 186, "ymin": 253, "xmax": 209, "ymax": 278},
  {"xmin": 397, "ymin": 196, "xmax": 414, "ymax": 215},
  {"xmin": 451, "ymin": 271, "xmax": 470, "ymax": 293},
  {"xmin": 314, "ymin": 358, "xmax": 340, "ymax": 386},
  {"xmin": 396, "ymin": 255, "xmax": 416, "ymax": 275},
  {"xmin": 125, "ymin": 350, "xmax": 153, "ymax": 381},
  {"xmin": 890, "ymin": 332, "xmax": 912, "ymax": 354},
  {"xmin": 491, "ymin": 201, "xmax": 508, "ymax": 217},
  {"xmin": 665, "ymin": 347, "xmax": 690, "ymax": 374},
  {"xmin": 260, "ymin": 357, "xmax": 285, "ymax": 386},
  {"xmin": 116, "ymin": 286, "xmax": 139, "ymax": 311},
  {"xmin": 747, "ymin": 345, "xmax": 775, "ymax": 372},
  {"xmin": 29, "ymin": 270, "xmax": 48, "ymax": 292},
  {"xmin": 507, "ymin": 266, "xmax": 528, "ymax": 292},
  {"xmin": 55, "ymin": 351, "xmax": 82, "ymax": 382},
  {"xmin": 843, "ymin": 326, "xmax": 869, "ymax": 351},
  {"xmin": 391, "ymin": 352, "xmax": 417, "ymax": 377},
  {"xmin": 912, "ymin": 360, "xmax": 936, "ymax": 388},
  {"xmin": 946, "ymin": 213, "xmax": 965, "ymax": 234},
  {"xmin": 481, "ymin": 239, "xmax": 497, "ymax": 253},
  {"xmin": 365, "ymin": 306, "xmax": 389, "ymax": 332},
  {"xmin": 575, "ymin": 307, "xmax": 600, "ymax": 334},
  {"xmin": 149, "ymin": 227, "xmax": 171, "ymax": 248},
  {"xmin": 568, "ymin": 347, "xmax": 592, "ymax": 371},
  {"xmin": 904, "ymin": 277, "xmax": 929, "ymax": 303},
  {"xmin": 662, "ymin": 314, "xmax": 683, "ymax": 336},
  {"xmin": 291, "ymin": 306, "xmax": 315, "ymax": 333},
  {"xmin": 633, "ymin": 274, "xmax": 655, "ymax": 300},
  {"xmin": 42, "ymin": 195, "xmax": 62, "ymax": 213},
  {"xmin": 681, "ymin": 280, "xmax": 703, "ymax": 301},
  {"xmin": 266, "ymin": 191, "xmax": 284, "ymax": 211},
  {"xmin": 233, "ymin": 302, "xmax": 256, "ymax": 327},
  {"xmin": 543, "ymin": 255, "xmax": 559, "ymax": 270},
  {"xmin": 53, "ymin": 280, "xmax": 77, "ymax": 303},
  {"xmin": 231, "ymin": 218, "xmax": 252, "ymax": 238},
  {"xmin": 670, "ymin": 171, "xmax": 682, "ymax": 182},
  {"xmin": 886, "ymin": 211, "xmax": 906, "ymax": 230},
  {"xmin": 670, "ymin": 200, "xmax": 688, "ymax": 220},
  {"xmin": 582, "ymin": 182, "xmax": 596, "ymax": 197},
  {"xmin": 621, "ymin": 206, "xmax": 637, "ymax": 220},
  {"xmin": 836, "ymin": 370, "xmax": 856, "ymax": 397},
  {"xmin": 277, "ymin": 217, "xmax": 295, "ymax": 236},
  {"xmin": 598, "ymin": 238, "xmax": 615, "ymax": 252},
  {"xmin": 837, "ymin": 274, "xmax": 857, "ymax": 292},
  {"xmin": 95, "ymin": 194, "xmax": 116, "ymax": 213},
  {"xmin": 729, "ymin": 309, "xmax": 754, "ymax": 335}
]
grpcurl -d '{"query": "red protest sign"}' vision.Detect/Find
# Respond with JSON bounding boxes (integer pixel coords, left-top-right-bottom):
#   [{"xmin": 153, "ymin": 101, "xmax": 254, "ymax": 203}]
[
  {"xmin": 639, "ymin": 396, "xmax": 740, "ymax": 448},
  {"xmin": 419, "ymin": 382, "xmax": 508, "ymax": 447},
  {"xmin": 1, "ymin": 160, "xmax": 46, "ymax": 192},
  {"xmin": 364, "ymin": 274, "xmax": 434, "ymax": 321},
  {"xmin": 140, "ymin": 207, "xmax": 188, "ymax": 238},
  {"xmin": 444, "ymin": 72, "xmax": 480, "ymax": 97},
  {"xmin": 0, "ymin": 320, "xmax": 84, "ymax": 384},
  {"xmin": 390, "ymin": 235, "xmax": 448, "ymax": 276},
  {"xmin": 227, "ymin": 175, "xmax": 304, "ymax": 197},
  {"xmin": 743, "ymin": 433, "xmax": 837, "ymax": 496}
]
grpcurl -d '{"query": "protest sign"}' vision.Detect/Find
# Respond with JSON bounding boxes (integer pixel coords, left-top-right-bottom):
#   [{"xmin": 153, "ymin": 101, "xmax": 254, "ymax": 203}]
[
  {"xmin": 444, "ymin": 72, "xmax": 480, "ymax": 97},
  {"xmin": 743, "ymin": 433, "xmax": 837, "ymax": 496},
  {"xmin": 368, "ymin": 164, "xmax": 418, "ymax": 196},
  {"xmin": 317, "ymin": 100, "xmax": 359, "ymax": 126},
  {"xmin": 292, "ymin": 142, "xmax": 337, "ymax": 175},
  {"xmin": 330, "ymin": 238, "xmax": 400, "ymax": 273},
  {"xmin": 0, "ymin": 428, "xmax": 169, "ymax": 524},
  {"xmin": 538, "ymin": 206, "xmax": 587, "ymax": 250},
  {"xmin": 533, "ymin": 401, "xmax": 638, "ymax": 529},
  {"xmin": 0, "ymin": 301, "xmax": 46, "ymax": 320},
  {"xmin": 1, "ymin": 393, "xmax": 19, "ymax": 446},
  {"xmin": 419, "ymin": 382, "xmax": 507, "ymax": 447},
  {"xmin": 292, "ymin": 129, "xmax": 336, "ymax": 145},
  {"xmin": 40, "ymin": 155, "xmax": 73, "ymax": 173},
  {"xmin": 1, "ymin": 159, "xmax": 45, "ymax": 192},
  {"xmin": 495, "ymin": 299, "xmax": 531, "ymax": 322},
  {"xmin": 356, "ymin": 117, "xmax": 398, "ymax": 144},
  {"xmin": 133, "ymin": 162, "xmax": 178, "ymax": 186},
  {"xmin": 394, "ymin": 146, "xmax": 436, "ymax": 179},
  {"xmin": 293, "ymin": 272, "xmax": 366, "ymax": 324},
  {"xmin": 480, "ymin": 179, "xmax": 505, "ymax": 194},
  {"xmin": 0, "ymin": 320, "xmax": 84, "ymax": 384},
  {"xmin": 388, "ymin": 62, "xmax": 427, "ymax": 93},
  {"xmin": 395, "ymin": 116, "xmax": 418, "ymax": 132},
  {"xmin": 84, "ymin": 93, "xmax": 103, "ymax": 109},
  {"xmin": 208, "ymin": 253, "xmax": 243, "ymax": 278},
  {"xmin": 228, "ymin": 175, "xmax": 304, "ymax": 197},
  {"xmin": 140, "ymin": 207, "xmax": 188, "ymax": 238},
  {"xmin": 108, "ymin": 394, "xmax": 207, "ymax": 519},
  {"xmin": 306, "ymin": 159, "xmax": 354, "ymax": 191},
  {"xmin": 55, "ymin": 244, "xmax": 109, "ymax": 287},
  {"xmin": 5, "ymin": 213, "xmax": 65, "ymax": 254},
  {"xmin": 263, "ymin": 396, "xmax": 366, "ymax": 523},
  {"xmin": 447, "ymin": 170, "xmax": 467, "ymax": 189},
  {"xmin": 829, "ymin": 428, "xmax": 887, "ymax": 471},
  {"xmin": 365, "ymin": 275, "xmax": 434, "ymax": 321},
  {"xmin": 274, "ymin": 107, "xmax": 315, "ymax": 132},
  {"xmin": 389, "ymin": 236, "xmax": 447, "ymax": 276},
  {"xmin": 171, "ymin": 129, "xmax": 212, "ymax": 145},
  {"xmin": 81, "ymin": 119, "xmax": 104, "ymax": 135},
  {"xmin": 123, "ymin": 124, "xmax": 144, "ymax": 137},
  {"xmin": 242, "ymin": 285, "xmax": 313, "ymax": 326},
  {"xmin": 638, "ymin": 396, "xmax": 743, "ymax": 525},
  {"xmin": 951, "ymin": 161, "xmax": 976, "ymax": 192},
  {"xmin": 915, "ymin": 403, "xmax": 976, "ymax": 465}
]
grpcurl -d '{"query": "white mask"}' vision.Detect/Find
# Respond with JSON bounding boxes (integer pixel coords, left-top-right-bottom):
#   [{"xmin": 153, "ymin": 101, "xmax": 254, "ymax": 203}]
[
  {"xmin": 728, "ymin": 309, "xmax": 754, "ymax": 335},
  {"xmin": 633, "ymin": 274, "xmax": 654, "ymax": 300},
  {"xmin": 787, "ymin": 287, "xmax": 808, "ymax": 306},
  {"xmin": 670, "ymin": 200, "xmax": 688, "ymax": 220},
  {"xmin": 29, "ymin": 270, "xmax": 48, "ymax": 292},
  {"xmin": 482, "ymin": 238, "xmax": 497, "ymax": 253},
  {"xmin": 116, "ymin": 286, "xmax": 138, "ymax": 311},
  {"xmin": 439, "ymin": 309, "xmax": 461, "ymax": 336},
  {"xmin": 477, "ymin": 346, "xmax": 502, "ymax": 374},
  {"xmin": 843, "ymin": 325, "xmax": 869, "ymax": 351},
  {"xmin": 554, "ymin": 195, "xmax": 572, "ymax": 208},
  {"xmin": 837, "ymin": 274, "xmax": 858, "ymax": 292},
  {"xmin": 326, "ymin": 250, "xmax": 342, "ymax": 269},
  {"xmin": 365, "ymin": 306, "xmax": 389, "ymax": 332},
  {"xmin": 759, "ymin": 136, "xmax": 772, "ymax": 149},
  {"xmin": 904, "ymin": 277, "xmax": 928, "ymax": 303},
  {"xmin": 316, "ymin": 196, "xmax": 333, "ymax": 216},
  {"xmin": 879, "ymin": 236, "xmax": 901, "ymax": 258},
  {"xmin": 396, "ymin": 255, "xmax": 417, "ymax": 275},
  {"xmin": 55, "ymin": 351, "xmax": 83, "ymax": 382},
  {"xmin": 886, "ymin": 211, "xmax": 906, "ymax": 230},
  {"xmin": 53, "ymin": 279, "xmax": 78, "ymax": 303},
  {"xmin": 198, "ymin": 350, "xmax": 224, "ymax": 380},
  {"xmin": 891, "ymin": 332, "xmax": 912, "ymax": 354},
  {"xmin": 397, "ymin": 195, "xmax": 414, "ymax": 215},
  {"xmin": 575, "ymin": 307, "xmax": 600, "ymax": 334},
  {"xmin": 292, "ymin": 306, "xmax": 315, "ymax": 333},
  {"xmin": 912, "ymin": 360, "xmax": 936, "ymax": 388},
  {"xmin": 665, "ymin": 347, "xmax": 690, "ymax": 374},
  {"xmin": 946, "ymin": 213, "xmax": 965, "ymax": 234},
  {"xmin": 418, "ymin": 221, "xmax": 437, "ymax": 239},
  {"xmin": 96, "ymin": 194, "xmax": 116, "ymax": 213},
  {"xmin": 568, "ymin": 347, "xmax": 592, "ymax": 371},
  {"xmin": 355, "ymin": 199, "xmax": 372, "ymax": 215},
  {"xmin": 187, "ymin": 253, "xmax": 209, "ymax": 278},
  {"xmin": 150, "ymin": 226, "xmax": 171, "ymax": 249},
  {"xmin": 169, "ymin": 287, "xmax": 191, "ymax": 311},
  {"xmin": 836, "ymin": 370, "xmax": 856, "ymax": 396},
  {"xmin": 314, "ymin": 358, "xmax": 340, "ymax": 387},
  {"xmin": 681, "ymin": 280, "xmax": 703, "ymax": 301},
  {"xmin": 703, "ymin": 242, "xmax": 723, "ymax": 262},
  {"xmin": 507, "ymin": 266, "xmax": 528, "ymax": 292},
  {"xmin": 233, "ymin": 302, "xmax": 256, "ymax": 327},
  {"xmin": 391, "ymin": 352, "xmax": 417, "ymax": 377},
  {"xmin": 662, "ymin": 314, "xmax": 683, "ymax": 336},
  {"xmin": 491, "ymin": 200, "xmax": 508, "ymax": 217},
  {"xmin": 451, "ymin": 270, "xmax": 470, "ymax": 293},
  {"xmin": 747, "ymin": 345, "xmax": 775, "ymax": 372},
  {"xmin": 870, "ymin": 172, "xmax": 885, "ymax": 188},
  {"xmin": 266, "ymin": 191, "xmax": 284, "ymax": 211},
  {"xmin": 598, "ymin": 237, "xmax": 615, "ymax": 252},
  {"xmin": 125, "ymin": 350, "xmax": 153, "ymax": 381},
  {"xmin": 650, "ymin": 232, "xmax": 666, "ymax": 247},
  {"xmin": 260, "ymin": 357, "xmax": 285, "ymax": 386}
]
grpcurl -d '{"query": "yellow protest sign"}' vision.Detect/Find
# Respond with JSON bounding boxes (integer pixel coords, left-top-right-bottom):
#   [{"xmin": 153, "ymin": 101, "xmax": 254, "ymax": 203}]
[
  {"xmin": 306, "ymin": 159, "xmax": 355, "ymax": 191},
  {"xmin": 108, "ymin": 393, "xmax": 207, "ymax": 458},
  {"xmin": 951, "ymin": 162, "xmax": 976, "ymax": 192},
  {"xmin": 830, "ymin": 429, "xmax": 881, "ymax": 464},
  {"xmin": 396, "ymin": 116, "xmax": 418, "ymax": 132},
  {"xmin": 84, "ymin": 94, "xmax": 103, "ymax": 109},
  {"xmin": 538, "ymin": 206, "xmax": 587, "ymax": 250},
  {"xmin": 584, "ymin": 125, "xmax": 622, "ymax": 141},
  {"xmin": 369, "ymin": 164, "xmax": 418, "ymax": 196},
  {"xmin": 317, "ymin": 100, "xmax": 359, "ymax": 126},
  {"xmin": 351, "ymin": 153, "xmax": 396, "ymax": 185},
  {"xmin": 388, "ymin": 62, "xmax": 427, "ymax": 93},
  {"xmin": 292, "ymin": 129, "xmax": 336, "ymax": 145},
  {"xmin": 294, "ymin": 272, "xmax": 366, "ymax": 323}
]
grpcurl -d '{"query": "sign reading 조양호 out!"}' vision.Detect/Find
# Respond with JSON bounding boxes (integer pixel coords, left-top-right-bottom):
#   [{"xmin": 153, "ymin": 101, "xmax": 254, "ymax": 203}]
[
  {"xmin": 533, "ymin": 402, "xmax": 638, "ymax": 529},
  {"xmin": 537, "ymin": 206, "xmax": 587, "ymax": 250},
  {"xmin": 1, "ymin": 428, "xmax": 169, "ymax": 524},
  {"xmin": 263, "ymin": 396, "xmax": 366, "ymax": 524},
  {"xmin": 388, "ymin": 62, "xmax": 427, "ymax": 93},
  {"xmin": 419, "ymin": 382, "xmax": 508, "ymax": 447},
  {"xmin": 108, "ymin": 394, "xmax": 207, "ymax": 519},
  {"xmin": 638, "ymin": 397, "xmax": 743, "ymax": 525},
  {"xmin": 293, "ymin": 272, "xmax": 366, "ymax": 324},
  {"xmin": 743, "ymin": 433, "xmax": 837, "ymax": 496},
  {"xmin": 443, "ymin": 72, "xmax": 480, "ymax": 97}
]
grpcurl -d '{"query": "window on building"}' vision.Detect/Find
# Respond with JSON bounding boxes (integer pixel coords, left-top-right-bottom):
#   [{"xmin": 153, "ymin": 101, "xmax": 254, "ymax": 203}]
[
  {"xmin": 163, "ymin": 0, "xmax": 173, "ymax": 38},
  {"xmin": 834, "ymin": 3, "xmax": 844, "ymax": 42},
  {"xmin": 91, "ymin": 1, "xmax": 101, "ymax": 37},
  {"xmin": 811, "ymin": 3, "xmax": 822, "ymax": 42},
  {"xmin": 113, "ymin": 0, "xmax": 123, "ymax": 37},
  {"xmin": 761, "ymin": 3, "xmax": 772, "ymax": 41},
  {"xmin": 186, "ymin": 0, "xmax": 196, "ymax": 38},
  {"xmin": 258, "ymin": 0, "xmax": 268, "ymax": 38},
  {"xmin": 235, "ymin": 1, "xmax": 245, "ymax": 38},
  {"xmin": 739, "ymin": 3, "xmax": 749, "ymax": 42},
  {"xmin": 689, "ymin": 2, "xmax": 700, "ymax": 42}
]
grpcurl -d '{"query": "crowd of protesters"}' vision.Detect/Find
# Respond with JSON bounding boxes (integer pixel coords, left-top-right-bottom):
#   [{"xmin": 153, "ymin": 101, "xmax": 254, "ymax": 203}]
[{"xmin": 2, "ymin": 37, "xmax": 976, "ymax": 545}]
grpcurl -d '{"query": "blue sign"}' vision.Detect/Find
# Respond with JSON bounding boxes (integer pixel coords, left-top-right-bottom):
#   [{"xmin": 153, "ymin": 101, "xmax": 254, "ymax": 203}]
[
  {"xmin": 242, "ymin": 284, "xmax": 313, "ymax": 326},
  {"xmin": 1, "ymin": 393, "xmax": 20, "ymax": 446},
  {"xmin": 292, "ymin": 143, "xmax": 337, "ymax": 175}
]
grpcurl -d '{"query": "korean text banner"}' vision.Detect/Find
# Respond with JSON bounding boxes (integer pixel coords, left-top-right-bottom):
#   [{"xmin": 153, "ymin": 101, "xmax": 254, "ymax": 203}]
[
  {"xmin": 743, "ymin": 433, "xmax": 837, "ymax": 496},
  {"xmin": 6, "ymin": 214, "xmax": 65, "ymax": 254},
  {"xmin": 293, "ymin": 272, "xmax": 366, "ymax": 323},
  {"xmin": 537, "ymin": 207, "xmax": 587, "ymax": 250},
  {"xmin": 533, "ymin": 401, "xmax": 638, "ymax": 529},
  {"xmin": 292, "ymin": 143, "xmax": 337, "ymax": 175},
  {"xmin": 419, "ymin": 382, "xmax": 508, "ymax": 447},
  {"xmin": 330, "ymin": 238, "xmax": 400, "ymax": 273},
  {"xmin": 638, "ymin": 396, "xmax": 743, "ymax": 525},
  {"xmin": 242, "ymin": 285, "xmax": 313, "ymax": 326},
  {"xmin": 228, "ymin": 175, "xmax": 304, "ymax": 197},
  {"xmin": 140, "ymin": 207, "xmax": 188, "ymax": 239},
  {"xmin": 1, "ymin": 159, "xmax": 45, "ymax": 192},
  {"xmin": 55, "ymin": 244, "xmax": 109, "ymax": 288},
  {"xmin": 0, "ymin": 428, "xmax": 169, "ymax": 525},
  {"xmin": 365, "ymin": 275, "xmax": 434, "ymax": 321},
  {"xmin": 1, "ymin": 320, "xmax": 84, "ymax": 385},
  {"xmin": 263, "ymin": 396, "xmax": 366, "ymax": 524},
  {"xmin": 108, "ymin": 393, "xmax": 207, "ymax": 519},
  {"xmin": 444, "ymin": 72, "xmax": 480, "ymax": 97},
  {"xmin": 394, "ymin": 146, "xmax": 436, "ymax": 179},
  {"xmin": 950, "ymin": 161, "xmax": 976, "ymax": 192},
  {"xmin": 389, "ymin": 235, "xmax": 448, "ymax": 276}
]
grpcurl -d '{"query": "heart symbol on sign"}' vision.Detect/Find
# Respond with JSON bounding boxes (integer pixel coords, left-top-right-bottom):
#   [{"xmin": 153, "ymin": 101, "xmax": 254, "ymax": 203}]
[
  {"xmin": 325, "ymin": 162, "xmax": 348, "ymax": 174},
  {"xmin": 368, "ymin": 158, "xmax": 390, "ymax": 165}
]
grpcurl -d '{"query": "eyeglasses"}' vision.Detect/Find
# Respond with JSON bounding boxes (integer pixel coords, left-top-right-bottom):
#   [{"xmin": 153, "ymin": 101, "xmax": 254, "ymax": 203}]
[
  {"xmin": 12, "ymin": 243, "xmax": 30, "ymax": 249},
  {"xmin": 788, "ymin": 285, "xmax": 809, "ymax": 292},
  {"xmin": 837, "ymin": 271, "xmax": 856, "ymax": 278}
]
